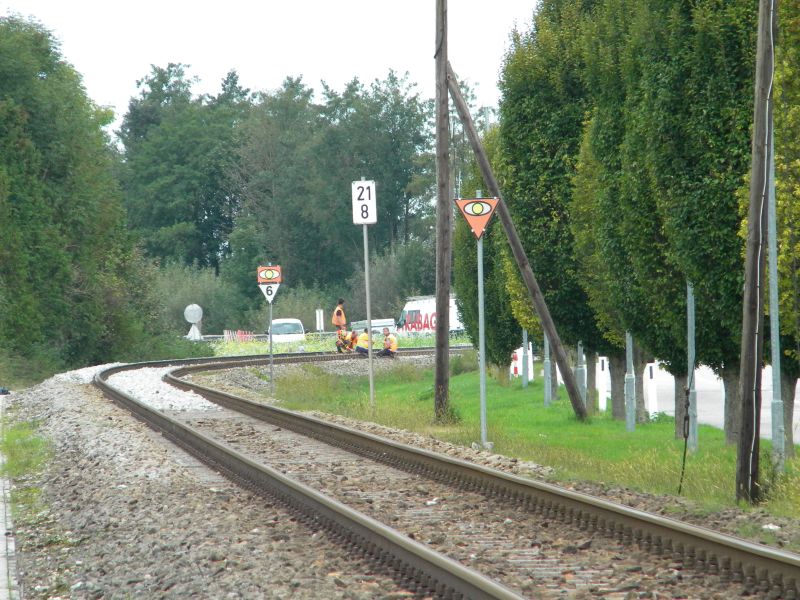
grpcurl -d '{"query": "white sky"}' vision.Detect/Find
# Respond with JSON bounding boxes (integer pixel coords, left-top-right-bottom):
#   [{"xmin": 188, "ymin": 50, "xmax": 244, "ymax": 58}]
[{"xmin": 2, "ymin": 1, "xmax": 538, "ymax": 136}]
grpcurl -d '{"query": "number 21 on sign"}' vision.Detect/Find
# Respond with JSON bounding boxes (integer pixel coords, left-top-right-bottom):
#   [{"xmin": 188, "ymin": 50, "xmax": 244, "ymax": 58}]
[{"xmin": 352, "ymin": 180, "xmax": 377, "ymax": 225}]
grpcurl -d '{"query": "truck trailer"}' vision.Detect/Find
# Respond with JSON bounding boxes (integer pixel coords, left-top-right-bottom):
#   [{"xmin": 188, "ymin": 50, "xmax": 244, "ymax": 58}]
[{"xmin": 396, "ymin": 295, "xmax": 464, "ymax": 336}]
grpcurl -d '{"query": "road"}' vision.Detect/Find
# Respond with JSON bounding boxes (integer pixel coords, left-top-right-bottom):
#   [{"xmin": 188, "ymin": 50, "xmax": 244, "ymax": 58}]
[{"xmin": 594, "ymin": 361, "xmax": 800, "ymax": 442}]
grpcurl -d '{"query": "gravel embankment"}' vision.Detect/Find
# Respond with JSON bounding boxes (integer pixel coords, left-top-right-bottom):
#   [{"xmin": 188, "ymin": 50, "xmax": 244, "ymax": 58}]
[
  {"xmin": 5, "ymin": 358, "xmax": 800, "ymax": 599},
  {"xmin": 7, "ymin": 365, "xmax": 413, "ymax": 599}
]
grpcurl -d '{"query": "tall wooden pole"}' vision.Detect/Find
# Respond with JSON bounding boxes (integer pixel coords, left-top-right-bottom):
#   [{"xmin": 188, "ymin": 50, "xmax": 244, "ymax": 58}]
[
  {"xmin": 446, "ymin": 63, "xmax": 587, "ymax": 420},
  {"xmin": 434, "ymin": 0, "xmax": 452, "ymax": 421},
  {"xmin": 737, "ymin": 0, "xmax": 776, "ymax": 503}
]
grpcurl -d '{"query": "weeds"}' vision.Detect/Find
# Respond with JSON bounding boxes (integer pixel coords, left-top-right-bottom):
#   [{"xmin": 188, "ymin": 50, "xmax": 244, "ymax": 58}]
[
  {"xmin": 0, "ymin": 419, "xmax": 52, "ymax": 524},
  {"xmin": 449, "ymin": 349, "xmax": 478, "ymax": 376}
]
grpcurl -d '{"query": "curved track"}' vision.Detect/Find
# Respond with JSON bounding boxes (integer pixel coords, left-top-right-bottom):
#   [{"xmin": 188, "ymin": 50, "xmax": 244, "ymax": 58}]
[{"xmin": 94, "ymin": 352, "xmax": 800, "ymax": 599}]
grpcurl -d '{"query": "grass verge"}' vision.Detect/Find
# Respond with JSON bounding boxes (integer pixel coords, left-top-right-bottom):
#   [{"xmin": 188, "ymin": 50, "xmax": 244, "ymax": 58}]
[
  {"xmin": 273, "ymin": 357, "xmax": 800, "ymax": 525},
  {"xmin": 0, "ymin": 419, "xmax": 52, "ymax": 522}
]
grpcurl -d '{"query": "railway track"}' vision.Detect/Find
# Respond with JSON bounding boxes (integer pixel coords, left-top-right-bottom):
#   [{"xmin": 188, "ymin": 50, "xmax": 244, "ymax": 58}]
[{"xmin": 94, "ymin": 352, "xmax": 800, "ymax": 599}]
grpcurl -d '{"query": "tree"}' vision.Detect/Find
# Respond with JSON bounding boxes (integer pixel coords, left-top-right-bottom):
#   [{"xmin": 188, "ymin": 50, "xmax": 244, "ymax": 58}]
[
  {"xmin": 498, "ymin": 0, "xmax": 607, "ymax": 364},
  {"xmin": 521, "ymin": 0, "xmax": 689, "ymax": 428},
  {"xmin": 228, "ymin": 78, "xmax": 329, "ymax": 295},
  {"xmin": 453, "ymin": 127, "xmax": 520, "ymax": 370},
  {"xmin": 228, "ymin": 73, "xmax": 435, "ymax": 296},
  {"xmin": 0, "ymin": 17, "xmax": 159, "ymax": 366},
  {"xmin": 120, "ymin": 65, "xmax": 248, "ymax": 271},
  {"xmin": 773, "ymin": 0, "xmax": 800, "ymax": 457},
  {"xmin": 316, "ymin": 73, "xmax": 435, "ymax": 253},
  {"xmin": 645, "ymin": 0, "xmax": 757, "ymax": 444}
]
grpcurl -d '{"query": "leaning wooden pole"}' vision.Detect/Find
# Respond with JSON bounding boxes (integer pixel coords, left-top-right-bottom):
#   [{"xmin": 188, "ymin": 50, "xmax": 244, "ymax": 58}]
[
  {"xmin": 737, "ymin": 0, "xmax": 776, "ymax": 504},
  {"xmin": 433, "ymin": 0, "xmax": 452, "ymax": 421},
  {"xmin": 446, "ymin": 63, "xmax": 587, "ymax": 421}
]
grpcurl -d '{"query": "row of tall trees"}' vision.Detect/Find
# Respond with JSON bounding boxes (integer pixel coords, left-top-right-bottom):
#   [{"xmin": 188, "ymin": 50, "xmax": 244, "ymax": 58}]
[
  {"xmin": 452, "ymin": 0, "xmax": 797, "ymax": 453},
  {"xmin": 0, "ymin": 17, "xmax": 173, "ymax": 369}
]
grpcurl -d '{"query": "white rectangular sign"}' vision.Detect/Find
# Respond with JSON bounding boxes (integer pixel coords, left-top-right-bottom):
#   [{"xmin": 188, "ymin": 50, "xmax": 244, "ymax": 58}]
[{"xmin": 352, "ymin": 180, "xmax": 377, "ymax": 225}]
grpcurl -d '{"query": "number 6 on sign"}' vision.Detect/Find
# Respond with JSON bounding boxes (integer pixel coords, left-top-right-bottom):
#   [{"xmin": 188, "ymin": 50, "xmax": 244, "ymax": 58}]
[{"xmin": 352, "ymin": 180, "xmax": 377, "ymax": 225}]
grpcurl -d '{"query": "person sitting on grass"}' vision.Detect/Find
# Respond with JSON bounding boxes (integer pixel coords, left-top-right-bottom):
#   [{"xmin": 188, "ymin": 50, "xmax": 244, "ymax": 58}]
[
  {"xmin": 355, "ymin": 328, "xmax": 370, "ymax": 355},
  {"xmin": 377, "ymin": 327, "xmax": 398, "ymax": 358}
]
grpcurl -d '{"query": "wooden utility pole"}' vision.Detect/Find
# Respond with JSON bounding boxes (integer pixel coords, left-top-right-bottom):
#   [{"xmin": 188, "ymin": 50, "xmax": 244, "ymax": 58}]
[
  {"xmin": 434, "ymin": 0, "xmax": 452, "ymax": 421},
  {"xmin": 446, "ymin": 63, "xmax": 587, "ymax": 421},
  {"xmin": 737, "ymin": 0, "xmax": 776, "ymax": 504}
]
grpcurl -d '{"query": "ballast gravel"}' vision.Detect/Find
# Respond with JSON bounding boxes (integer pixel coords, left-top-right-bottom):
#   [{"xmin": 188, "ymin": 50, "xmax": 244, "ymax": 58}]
[
  {"xmin": 5, "ymin": 357, "xmax": 800, "ymax": 600},
  {"xmin": 7, "ymin": 365, "xmax": 412, "ymax": 599}
]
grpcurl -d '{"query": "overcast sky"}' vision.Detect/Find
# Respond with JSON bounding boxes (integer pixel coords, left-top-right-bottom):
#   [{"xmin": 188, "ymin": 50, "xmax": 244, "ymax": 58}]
[{"xmin": 2, "ymin": 1, "xmax": 538, "ymax": 135}]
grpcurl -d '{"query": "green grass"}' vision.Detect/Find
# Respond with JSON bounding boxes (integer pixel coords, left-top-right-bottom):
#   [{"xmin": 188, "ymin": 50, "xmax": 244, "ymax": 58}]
[
  {"xmin": 0, "ymin": 421, "xmax": 51, "ymax": 478},
  {"xmin": 273, "ymin": 358, "xmax": 800, "ymax": 521},
  {"xmin": 0, "ymin": 419, "xmax": 52, "ymax": 522},
  {"xmin": 209, "ymin": 332, "xmax": 471, "ymax": 356}
]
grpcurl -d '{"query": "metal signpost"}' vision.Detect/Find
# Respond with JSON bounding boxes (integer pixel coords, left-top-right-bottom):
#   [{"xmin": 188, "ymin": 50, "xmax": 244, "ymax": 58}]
[
  {"xmin": 625, "ymin": 331, "xmax": 635, "ymax": 432},
  {"xmin": 576, "ymin": 341, "xmax": 586, "ymax": 408},
  {"xmin": 521, "ymin": 329, "xmax": 529, "ymax": 389},
  {"xmin": 352, "ymin": 179, "xmax": 377, "ymax": 411},
  {"xmin": 543, "ymin": 335, "xmax": 552, "ymax": 407},
  {"xmin": 455, "ymin": 193, "xmax": 498, "ymax": 449},
  {"xmin": 257, "ymin": 265, "xmax": 282, "ymax": 396},
  {"xmin": 687, "ymin": 282, "xmax": 698, "ymax": 451},
  {"xmin": 767, "ymin": 134, "xmax": 785, "ymax": 471}
]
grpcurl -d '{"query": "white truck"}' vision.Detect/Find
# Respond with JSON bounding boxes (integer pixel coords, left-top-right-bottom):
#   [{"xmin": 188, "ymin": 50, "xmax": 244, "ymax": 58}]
[{"xmin": 396, "ymin": 295, "xmax": 464, "ymax": 336}]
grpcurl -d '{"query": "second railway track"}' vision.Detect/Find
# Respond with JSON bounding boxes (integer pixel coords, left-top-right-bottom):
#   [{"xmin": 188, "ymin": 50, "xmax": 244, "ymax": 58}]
[{"xmin": 95, "ymin": 352, "xmax": 800, "ymax": 599}]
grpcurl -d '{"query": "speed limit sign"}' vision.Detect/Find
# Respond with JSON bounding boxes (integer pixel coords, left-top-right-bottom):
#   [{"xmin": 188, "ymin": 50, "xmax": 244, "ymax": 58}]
[{"xmin": 352, "ymin": 180, "xmax": 377, "ymax": 225}]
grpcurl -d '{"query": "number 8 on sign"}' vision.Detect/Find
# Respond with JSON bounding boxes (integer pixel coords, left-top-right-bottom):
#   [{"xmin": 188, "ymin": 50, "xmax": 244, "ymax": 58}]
[{"xmin": 352, "ymin": 180, "xmax": 377, "ymax": 225}]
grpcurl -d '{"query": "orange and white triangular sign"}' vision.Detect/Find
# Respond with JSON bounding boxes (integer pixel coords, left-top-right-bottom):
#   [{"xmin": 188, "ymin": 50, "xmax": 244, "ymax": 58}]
[
  {"xmin": 257, "ymin": 265, "xmax": 282, "ymax": 283},
  {"xmin": 455, "ymin": 198, "xmax": 499, "ymax": 240}
]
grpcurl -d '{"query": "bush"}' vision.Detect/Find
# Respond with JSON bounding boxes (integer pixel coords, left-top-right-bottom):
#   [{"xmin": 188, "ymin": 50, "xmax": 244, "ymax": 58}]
[
  {"xmin": 0, "ymin": 346, "xmax": 65, "ymax": 389},
  {"xmin": 450, "ymin": 349, "xmax": 478, "ymax": 376},
  {"xmin": 153, "ymin": 263, "xmax": 247, "ymax": 335}
]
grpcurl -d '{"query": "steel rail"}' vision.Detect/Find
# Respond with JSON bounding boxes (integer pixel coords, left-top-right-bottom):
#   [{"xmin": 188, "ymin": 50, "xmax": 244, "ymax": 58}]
[
  {"xmin": 94, "ymin": 360, "xmax": 523, "ymax": 600},
  {"xmin": 167, "ymin": 356, "xmax": 800, "ymax": 599}
]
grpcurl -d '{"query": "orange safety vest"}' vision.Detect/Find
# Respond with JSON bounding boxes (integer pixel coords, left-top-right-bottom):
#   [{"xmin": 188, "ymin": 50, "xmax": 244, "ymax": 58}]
[{"xmin": 332, "ymin": 304, "xmax": 346, "ymax": 328}]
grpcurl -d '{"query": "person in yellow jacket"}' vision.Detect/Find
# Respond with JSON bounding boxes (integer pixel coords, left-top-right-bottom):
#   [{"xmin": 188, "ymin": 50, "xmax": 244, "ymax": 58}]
[
  {"xmin": 377, "ymin": 327, "xmax": 398, "ymax": 358},
  {"xmin": 355, "ymin": 328, "xmax": 371, "ymax": 355},
  {"xmin": 335, "ymin": 326, "xmax": 351, "ymax": 353},
  {"xmin": 331, "ymin": 298, "xmax": 346, "ymax": 329}
]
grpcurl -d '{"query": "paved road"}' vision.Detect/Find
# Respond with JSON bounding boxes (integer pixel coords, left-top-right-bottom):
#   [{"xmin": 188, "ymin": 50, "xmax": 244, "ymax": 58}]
[{"xmin": 592, "ymin": 361, "xmax": 800, "ymax": 442}]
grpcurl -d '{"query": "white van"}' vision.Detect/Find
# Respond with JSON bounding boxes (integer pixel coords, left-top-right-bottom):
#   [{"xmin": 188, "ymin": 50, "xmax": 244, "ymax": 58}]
[
  {"xmin": 268, "ymin": 318, "xmax": 306, "ymax": 343},
  {"xmin": 396, "ymin": 295, "xmax": 464, "ymax": 336}
]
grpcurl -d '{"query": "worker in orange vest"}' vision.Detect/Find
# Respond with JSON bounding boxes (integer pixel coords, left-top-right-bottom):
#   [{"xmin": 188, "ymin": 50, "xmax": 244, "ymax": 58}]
[{"xmin": 331, "ymin": 298, "xmax": 346, "ymax": 330}]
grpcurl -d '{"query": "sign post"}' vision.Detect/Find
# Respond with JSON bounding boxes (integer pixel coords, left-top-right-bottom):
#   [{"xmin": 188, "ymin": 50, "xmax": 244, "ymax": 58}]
[
  {"xmin": 352, "ymin": 179, "xmax": 377, "ymax": 411},
  {"xmin": 455, "ymin": 193, "xmax": 498, "ymax": 449},
  {"xmin": 258, "ymin": 265, "xmax": 282, "ymax": 396}
]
